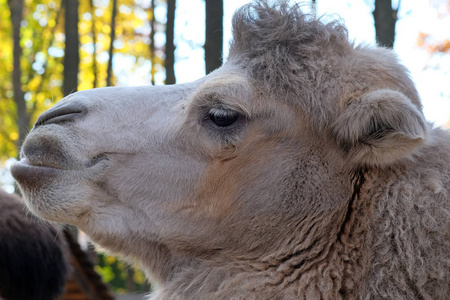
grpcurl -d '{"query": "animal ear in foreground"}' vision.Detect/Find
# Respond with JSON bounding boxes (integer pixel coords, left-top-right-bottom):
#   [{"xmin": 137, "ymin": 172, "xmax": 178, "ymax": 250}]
[{"xmin": 332, "ymin": 89, "xmax": 428, "ymax": 167}]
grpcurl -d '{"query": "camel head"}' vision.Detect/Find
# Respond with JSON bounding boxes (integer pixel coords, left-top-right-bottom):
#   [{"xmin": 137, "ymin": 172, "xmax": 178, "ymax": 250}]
[{"xmin": 12, "ymin": 1, "xmax": 429, "ymax": 295}]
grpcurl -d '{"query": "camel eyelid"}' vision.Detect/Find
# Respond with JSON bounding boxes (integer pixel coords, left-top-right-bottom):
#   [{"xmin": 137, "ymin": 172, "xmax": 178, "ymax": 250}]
[
  {"xmin": 199, "ymin": 103, "xmax": 248, "ymax": 138},
  {"xmin": 201, "ymin": 106, "xmax": 241, "ymax": 124},
  {"xmin": 209, "ymin": 106, "xmax": 239, "ymax": 117}
]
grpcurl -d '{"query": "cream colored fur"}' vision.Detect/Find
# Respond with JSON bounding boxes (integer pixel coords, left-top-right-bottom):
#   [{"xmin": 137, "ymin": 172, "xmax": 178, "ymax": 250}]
[{"xmin": 11, "ymin": 1, "xmax": 450, "ymax": 299}]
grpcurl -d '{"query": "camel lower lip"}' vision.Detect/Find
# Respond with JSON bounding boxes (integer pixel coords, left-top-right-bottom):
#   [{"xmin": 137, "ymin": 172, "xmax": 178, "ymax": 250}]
[{"xmin": 10, "ymin": 158, "xmax": 62, "ymax": 189}]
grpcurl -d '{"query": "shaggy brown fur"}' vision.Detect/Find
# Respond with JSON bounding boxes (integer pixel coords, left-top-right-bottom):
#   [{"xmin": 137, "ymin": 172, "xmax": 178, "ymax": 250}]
[
  {"xmin": 0, "ymin": 190, "xmax": 68, "ymax": 300},
  {"xmin": 10, "ymin": 1, "xmax": 450, "ymax": 299}
]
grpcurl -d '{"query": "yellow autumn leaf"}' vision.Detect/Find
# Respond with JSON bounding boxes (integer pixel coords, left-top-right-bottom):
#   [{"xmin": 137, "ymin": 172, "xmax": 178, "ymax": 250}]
[
  {"xmin": 9, "ymin": 132, "xmax": 19, "ymax": 141},
  {"xmin": 47, "ymin": 18, "xmax": 55, "ymax": 27}
]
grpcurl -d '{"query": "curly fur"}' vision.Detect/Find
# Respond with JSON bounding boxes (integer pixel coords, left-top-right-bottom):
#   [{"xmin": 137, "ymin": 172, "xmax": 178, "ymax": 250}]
[
  {"xmin": 0, "ymin": 191, "xmax": 68, "ymax": 300},
  {"xmin": 360, "ymin": 129, "xmax": 450, "ymax": 299}
]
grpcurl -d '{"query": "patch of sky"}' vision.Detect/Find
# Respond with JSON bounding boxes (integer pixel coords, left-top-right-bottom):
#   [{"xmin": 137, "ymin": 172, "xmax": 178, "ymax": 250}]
[
  {"xmin": 83, "ymin": 12, "xmax": 92, "ymax": 21},
  {"xmin": 1, "ymin": 158, "xmax": 17, "ymax": 194},
  {"xmin": 48, "ymin": 46, "xmax": 64, "ymax": 57}
]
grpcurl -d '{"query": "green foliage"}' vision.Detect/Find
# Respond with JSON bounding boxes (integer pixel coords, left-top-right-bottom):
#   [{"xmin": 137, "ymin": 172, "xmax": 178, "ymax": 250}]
[{"xmin": 95, "ymin": 253, "xmax": 150, "ymax": 293}]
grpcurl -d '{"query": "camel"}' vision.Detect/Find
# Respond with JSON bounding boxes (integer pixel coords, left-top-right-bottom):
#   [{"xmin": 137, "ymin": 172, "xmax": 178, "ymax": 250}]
[{"xmin": 11, "ymin": 1, "xmax": 450, "ymax": 299}]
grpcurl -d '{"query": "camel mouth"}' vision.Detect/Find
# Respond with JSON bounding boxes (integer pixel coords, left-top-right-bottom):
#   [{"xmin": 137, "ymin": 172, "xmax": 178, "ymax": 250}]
[
  {"xmin": 21, "ymin": 155, "xmax": 68, "ymax": 170},
  {"xmin": 11, "ymin": 154, "xmax": 109, "ymax": 191},
  {"xmin": 11, "ymin": 158, "xmax": 63, "ymax": 189}
]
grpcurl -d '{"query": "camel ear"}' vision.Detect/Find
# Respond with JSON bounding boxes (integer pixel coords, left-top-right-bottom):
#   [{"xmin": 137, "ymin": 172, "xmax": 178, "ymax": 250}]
[{"xmin": 332, "ymin": 89, "xmax": 428, "ymax": 167}]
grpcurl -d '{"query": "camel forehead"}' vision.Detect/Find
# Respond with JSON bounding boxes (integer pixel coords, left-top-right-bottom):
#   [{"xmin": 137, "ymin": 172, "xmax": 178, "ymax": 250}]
[
  {"xmin": 189, "ymin": 69, "xmax": 253, "ymax": 112},
  {"xmin": 197, "ymin": 69, "xmax": 249, "ymax": 92},
  {"xmin": 189, "ymin": 66, "xmax": 302, "ymax": 123}
]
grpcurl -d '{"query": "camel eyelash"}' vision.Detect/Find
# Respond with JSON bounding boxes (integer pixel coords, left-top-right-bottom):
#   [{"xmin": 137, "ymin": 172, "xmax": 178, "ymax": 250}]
[{"xmin": 199, "ymin": 104, "xmax": 247, "ymax": 141}]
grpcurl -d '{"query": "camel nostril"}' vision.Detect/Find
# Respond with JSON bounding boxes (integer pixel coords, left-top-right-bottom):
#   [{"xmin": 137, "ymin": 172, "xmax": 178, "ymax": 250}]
[{"xmin": 34, "ymin": 102, "xmax": 87, "ymax": 128}]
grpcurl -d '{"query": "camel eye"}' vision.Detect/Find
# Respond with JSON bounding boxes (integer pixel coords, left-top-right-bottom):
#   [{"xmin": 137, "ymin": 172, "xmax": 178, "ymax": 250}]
[{"xmin": 209, "ymin": 108, "xmax": 239, "ymax": 127}]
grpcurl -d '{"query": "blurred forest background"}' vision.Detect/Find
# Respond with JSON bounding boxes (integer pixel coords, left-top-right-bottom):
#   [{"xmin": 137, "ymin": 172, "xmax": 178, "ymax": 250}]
[{"xmin": 0, "ymin": 0, "xmax": 449, "ymax": 295}]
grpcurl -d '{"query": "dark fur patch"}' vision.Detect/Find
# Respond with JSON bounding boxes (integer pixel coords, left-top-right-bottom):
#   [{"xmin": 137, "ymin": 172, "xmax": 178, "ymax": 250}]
[{"xmin": 0, "ymin": 191, "xmax": 68, "ymax": 300}]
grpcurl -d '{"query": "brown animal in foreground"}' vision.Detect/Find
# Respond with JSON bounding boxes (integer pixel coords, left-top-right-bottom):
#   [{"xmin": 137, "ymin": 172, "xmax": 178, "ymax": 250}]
[
  {"xmin": 0, "ymin": 190, "xmax": 68, "ymax": 300},
  {"xmin": 11, "ymin": 1, "xmax": 450, "ymax": 299}
]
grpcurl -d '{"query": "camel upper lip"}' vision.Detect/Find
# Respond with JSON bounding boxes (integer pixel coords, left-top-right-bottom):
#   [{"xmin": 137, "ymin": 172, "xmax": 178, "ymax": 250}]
[
  {"xmin": 18, "ymin": 156, "xmax": 67, "ymax": 170},
  {"xmin": 17, "ymin": 148, "xmax": 72, "ymax": 170},
  {"xmin": 17, "ymin": 153, "xmax": 108, "ymax": 170},
  {"xmin": 10, "ymin": 154, "xmax": 109, "ymax": 189},
  {"xmin": 10, "ymin": 158, "xmax": 63, "ymax": 188}
]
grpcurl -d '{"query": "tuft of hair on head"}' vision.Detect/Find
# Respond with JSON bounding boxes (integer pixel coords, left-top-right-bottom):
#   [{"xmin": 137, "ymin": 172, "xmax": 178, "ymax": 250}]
[
  {"xmin": 228, "ymin": 0, "xmax": 351, "ymax": 126},
  {"xmin": 231, "ymin": 1, "xmax": 339, "ymax": 52},
  {"xmin": 229, "ymin": 0, "xmax": 349, "ymax": 71}
]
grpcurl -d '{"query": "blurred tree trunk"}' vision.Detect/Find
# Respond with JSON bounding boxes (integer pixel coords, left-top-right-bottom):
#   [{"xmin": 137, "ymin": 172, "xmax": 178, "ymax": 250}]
[
  {"xmin": 8, "ymin": 0, "xmax": 29, "ymax": 148},
  {"xmin": 125, "ymin": 269, "xmax": 136, "ymax": 291},
  {"xmin": 205, "ymin": 0, "xmax": 223, "ymax": 74},
  {"xmin": 89, "ymin": 0, "xmax": 98, "ymax": 88},
  {"xmin": 63, "ymin": 0, "xmax": 79, "ymax": 96},
  {"xmin": 33, "ymin": 5, "xmax": 63, "ymax": 114},
  {"xmin": 150, "ymin": 0, "xmax": 156, "ymax": 85},
  {"xmin": 373, "ymin": 0, "xmax": 399, "ymax": 49},
  {"xmin": 106, "ymin": 0, "xmax": 118, "ymax": 87},
  {"xmin": 165, "ymin": 0, "xmax": 176, "ymax": 84}
]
